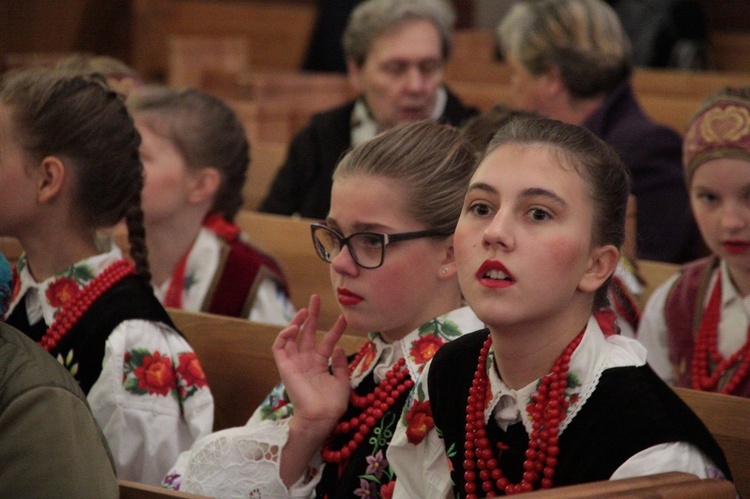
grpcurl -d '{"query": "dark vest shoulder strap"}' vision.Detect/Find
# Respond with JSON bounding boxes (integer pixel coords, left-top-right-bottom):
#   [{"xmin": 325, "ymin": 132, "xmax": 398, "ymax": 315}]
[
  {"xmin": 664, "ymin": 256, "xmax": 718, "ymax": 337},
  {"xmin": 207, "ymin": 236, "xmax": 288, "ymax": 317}
]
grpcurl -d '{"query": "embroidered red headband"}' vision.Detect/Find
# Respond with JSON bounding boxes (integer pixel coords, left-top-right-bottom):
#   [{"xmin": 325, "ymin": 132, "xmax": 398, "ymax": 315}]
[{"xmin": 683, "ymin": 91, "xmax": 750, "ymax": 185}]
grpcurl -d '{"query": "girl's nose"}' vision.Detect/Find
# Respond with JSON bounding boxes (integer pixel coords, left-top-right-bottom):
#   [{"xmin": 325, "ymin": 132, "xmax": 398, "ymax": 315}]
[
  {"xmin": 482, "ymin": 211, "xmax": 514, "ymax": 250},
  {"xmin": 330, "ymin": 243, "xmax": 360, "ymax": 276}
]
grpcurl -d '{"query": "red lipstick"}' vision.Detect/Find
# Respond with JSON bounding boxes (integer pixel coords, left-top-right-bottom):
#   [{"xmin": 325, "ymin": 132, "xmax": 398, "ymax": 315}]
[
  {"xmin": 337, "ymin": 287, "xmax": 364, "ymax": 306},
  {"xmin": 722, "ymin": 240, "xmax": 750, "ymax": 255},
  {"xmin": 476, "ymin": 260, "xmax": 515, "ymax": 289}
]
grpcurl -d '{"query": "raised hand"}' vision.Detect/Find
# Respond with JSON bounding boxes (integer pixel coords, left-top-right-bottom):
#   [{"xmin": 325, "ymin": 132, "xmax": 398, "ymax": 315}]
[{"xmin": 273, "ymin": 294, "xmax": 350, "ymax": 433}]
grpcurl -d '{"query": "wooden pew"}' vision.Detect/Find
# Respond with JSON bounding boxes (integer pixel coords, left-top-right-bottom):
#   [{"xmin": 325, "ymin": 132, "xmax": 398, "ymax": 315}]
[
  {"xmin": 235, "ymin": 210, "xmax": 345, "ymax": 333},
  {"xmin": 118, "ymin": 479, "xmax": 209, "ymax": 499},
  {"xmin": 524, "ymin": 472, "xmax": 735, "ymax": 498},
  {"xmin": 637, "ymin": 259, "xmax": 681, "ymax": 308},
  {"xmin": 168, "ymin": 308, "xmax": 366, "ymax": 431},
  {"xmin": 131, "ymin": 0, "xmax": 315, "ymax": 81},
  {"xmin": 675, "ymin": 387, "xmax": 750, "ymax": 499},
  {"xmin": 245, "ymin": 141, "xmax": 287, "ymax": 211}
]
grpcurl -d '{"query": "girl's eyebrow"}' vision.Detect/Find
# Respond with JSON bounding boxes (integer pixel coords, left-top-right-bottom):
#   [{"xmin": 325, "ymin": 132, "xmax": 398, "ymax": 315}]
[
  {"xmin": 522, "ymin": 187, "xmax": 567, "ymax": 207},
  {"xmin": 467, "ymin": 183, "xmax": 567, "ymax": 207}
]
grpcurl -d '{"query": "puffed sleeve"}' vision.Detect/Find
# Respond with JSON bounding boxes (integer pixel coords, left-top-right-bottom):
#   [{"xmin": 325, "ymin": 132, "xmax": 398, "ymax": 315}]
[
  {"xmin": 87, "ymin": 319, "xmax": 214, "ymax": 485},
  {"xmin": 167, "ymin": 380, "xmax": 324, "ymax": 498},
  {"xmin": 388, "ymin": 359, "xmax": 454, "ymax": 499},
  {"xmin": 0, "ymin": 386, "xmax": 119, "ymax": 498}
]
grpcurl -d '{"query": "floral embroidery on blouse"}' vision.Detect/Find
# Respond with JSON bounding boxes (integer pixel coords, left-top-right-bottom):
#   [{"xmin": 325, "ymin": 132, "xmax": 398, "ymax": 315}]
[
  {"xmin": 258, "ymin": 381, "xmax": 293, "ymax": 421},
  {"xmin": 44, "ymin": 262, "xmax": 96, "ymax": 307},
  {"xmin": 125, "ymin": 350, "xmax": 177, "ymax": 397},
  {"xmin": 123, "ymin": 349, "xmax": 209, "ymax": 401},
  {"xmin": 351, "ymin": 340, "xmax": 378, "ymax": 378},
  {"xmin": 56, "ymin": 349, "xmax": 79, "ymax": 377},
  {"xmin": 355, "ymin": 414, "xmax": 399, "ymax": 498}
]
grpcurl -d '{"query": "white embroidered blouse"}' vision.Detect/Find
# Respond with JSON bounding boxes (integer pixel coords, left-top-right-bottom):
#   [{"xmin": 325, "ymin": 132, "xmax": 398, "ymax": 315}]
[
  {"xmin": 638, "ymin": 260, "xmax": 750, "ymax": 385},
  {"xmin": 152, "ymin": 227, "xmax": 295, "ymax": 326},
  {"xmin": 163, "ymin": 306, "xmax": 484, "ymax": 498},
  {"xmin": 387, "ymin": 315, "xmax": 725, "ymax": 499},
  {"xmin": 4, "ymin": 240, "xmax": 214, "ymax": 485}
]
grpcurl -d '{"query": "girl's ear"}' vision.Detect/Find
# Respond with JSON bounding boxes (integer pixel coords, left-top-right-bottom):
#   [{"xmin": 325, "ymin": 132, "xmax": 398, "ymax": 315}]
[
  {"xmin": 187, "ymin": 167, "xmax": 221, "ymax": 205},
  {"xmin": 36, "ymin": 156, "xmax": 66, "ymax": 204},
  {"xmin": 437, "ymin": 236, "xmax": 457, "ymax": 280},
  {"xmin": 578, "ymin": 244, "xmax": 619, "ymax": 293}
]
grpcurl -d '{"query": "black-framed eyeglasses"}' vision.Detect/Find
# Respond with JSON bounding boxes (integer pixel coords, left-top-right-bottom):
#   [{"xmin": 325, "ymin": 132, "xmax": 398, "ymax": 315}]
[{"xmin": 310, "ymin": 223, "xmax": 450, "ymax": 269}]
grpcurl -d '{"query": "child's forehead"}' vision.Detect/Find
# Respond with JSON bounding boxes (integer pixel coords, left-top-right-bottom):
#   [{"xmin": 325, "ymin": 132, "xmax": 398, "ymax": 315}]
[{"xmin": 475, "ymin": 143, "xmax": 579, "ymax": 179}]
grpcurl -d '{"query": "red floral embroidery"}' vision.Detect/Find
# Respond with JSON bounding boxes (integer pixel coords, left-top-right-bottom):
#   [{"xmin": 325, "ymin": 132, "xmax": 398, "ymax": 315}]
[
  {"xmin": 380, "ymin": 480, "xmax": 396, "ymax": 499},
  {"xmin": 405, "ymin": 400, "xmax": 434, "ymax": 445},
  {"xmin": 409, "ymin": 335, "xmax": 445, "ymax": 364},
  {"xmin": 176, "ymin": 352, "xmax": 207, "ymax": 388},
  {"xmin": 45, "ymin": 277, "xmax": 81, "ymax": 307},
  {"xmin": 134, "ymin": 351, "xmax": 176, "ymax": 396},
  {"xmin": 352, "ymin": 340, "xmax": 377, "ymax": 375}
]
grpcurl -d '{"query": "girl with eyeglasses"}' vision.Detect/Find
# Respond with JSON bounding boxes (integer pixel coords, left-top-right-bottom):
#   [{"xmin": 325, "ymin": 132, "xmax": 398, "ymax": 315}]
[{"xmin": 164, "ymin": 121, "xmax": 484, "ymax": 497}]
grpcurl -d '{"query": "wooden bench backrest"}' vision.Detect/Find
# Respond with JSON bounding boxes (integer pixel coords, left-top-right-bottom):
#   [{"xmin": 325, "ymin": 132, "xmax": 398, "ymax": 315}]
[
  {"xmin": 235, "ymin": 210, "xmax": 345, "ymax": 333},
  {"xmin": 168, "ymin": 308, "xmax": 366, "ymax": 431},
  {"xmin": 244, "ymin": 141, "xmax": 287, "ymax": 211},
  {"xmin": 524, "ymin": 471, "xmax": 734, "ymax": 498},
  {"xmin": 674, "ymin": 387, "xmax": 750, "ymax": 498},
  {"xmin": 637, "ymin": 259, "xmax": 681, "ymax": 308}
]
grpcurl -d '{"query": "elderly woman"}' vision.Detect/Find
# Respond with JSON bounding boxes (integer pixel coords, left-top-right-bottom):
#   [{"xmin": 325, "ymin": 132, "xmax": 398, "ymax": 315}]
[
  {"xmin": 260, "ymin": 0, "xmax": 477, "ymax": 219},
  {"xmin": 497, "ymin": 0, "xmax": 701, "ymax": 264}
]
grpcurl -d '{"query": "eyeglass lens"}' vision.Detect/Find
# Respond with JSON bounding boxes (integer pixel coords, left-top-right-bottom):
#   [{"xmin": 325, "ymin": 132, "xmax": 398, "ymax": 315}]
[{"xmin": 313, "ymin": 228, "xmax": 384, "ymax": 269}]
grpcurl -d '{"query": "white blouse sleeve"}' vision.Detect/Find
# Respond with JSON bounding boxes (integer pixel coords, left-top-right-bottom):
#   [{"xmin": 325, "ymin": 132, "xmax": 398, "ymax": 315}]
[
  {"xmin": 612, "ymin": 442, "xmax": 726, "ymax": 480},
  {"xmin": 636, "ymin": 274, "xmax": 679, "ymax": 384},
  {"xmin": 248, "ymin": 277, "xmax": 297, "ymax": 327},
  {"xmin": 388, "ymin": 359, "xmax": 454, "ymax": 499},
  {"xmin": 172, "ymin": 381, "xmax": 324, "ymax": 498},
  {"xmin": 87, "ymin": 319, "xmax": 214, "ymax": 485}
]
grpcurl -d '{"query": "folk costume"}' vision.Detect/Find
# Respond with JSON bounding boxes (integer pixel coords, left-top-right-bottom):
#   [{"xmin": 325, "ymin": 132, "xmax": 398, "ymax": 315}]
[
  {"xmin": 163, "ymin": 306, "xmax": 484, "ymax": 498},
  {"xmin": 153, "ymin": 214, "xmax": 294, "ymax": 325},
  {"xmin": 388, "ymin": 315, "xmax": 731, "ymax": 498},
  {"xmin": 259, "ymin": 88, "xmax": 477, "ymax": 219},
  {"xmin": 637, "ymin": 89, "xmax": 750, "ymax": 396},
  {"xmin": 3, "ymin": 239, "xmax": 214, "ymax": 485}
]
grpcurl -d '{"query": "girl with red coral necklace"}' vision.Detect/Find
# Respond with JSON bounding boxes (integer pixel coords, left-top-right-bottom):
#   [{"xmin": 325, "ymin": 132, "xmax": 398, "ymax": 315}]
[
  {"xmin": 0, "ymin": 70, "xmax": 213, "ymax": 485},
  {"xmin": 165, "ymin": 121, "xmax": 484, "ymax": 497},
  {"xmin": 639, "ymin": 87, "xmax": 750, "ymax": 398},
  {"xmin": 388, "ymin": 117, "xmax": 732, "ymax": 498}
]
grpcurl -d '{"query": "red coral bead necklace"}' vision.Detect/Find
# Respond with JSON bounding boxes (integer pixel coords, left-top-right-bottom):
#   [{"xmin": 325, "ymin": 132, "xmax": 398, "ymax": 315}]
[
  {"xmin": 463, "ymin": 330, "xmax": 584, "ymax": 498},
  {"xmin": 691, "ymin": 272, "xmax": 750, "ymax": 394},
  {"xmin": 321, "ymin": 343, "xmax": 414, "ymax": 463},
  {"xmin": 38, "ymin": 259, "xmax": 136, "ymax": 352}
]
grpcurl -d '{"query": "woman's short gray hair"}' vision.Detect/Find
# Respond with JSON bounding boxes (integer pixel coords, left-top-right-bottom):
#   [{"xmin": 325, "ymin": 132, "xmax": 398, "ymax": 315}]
[
  {"xmin": 343, "ymin": 0, "xmax": 456, "ymax": 67},
  {"xmin": 497, "ymin": 0, "xmax": 632, "ymax": 99}
]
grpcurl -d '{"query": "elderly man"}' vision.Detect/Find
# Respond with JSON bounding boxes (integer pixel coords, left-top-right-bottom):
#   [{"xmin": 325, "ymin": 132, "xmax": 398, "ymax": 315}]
[{"xmin": 260, "ymin": 0, "xmax": 477, "ymax": 219}]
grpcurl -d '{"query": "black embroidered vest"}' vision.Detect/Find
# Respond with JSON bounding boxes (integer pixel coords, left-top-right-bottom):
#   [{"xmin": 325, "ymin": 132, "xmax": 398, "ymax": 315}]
[
  {"xmin": 6, "ymin": 275, "xmax": 177, "ymax": 394},
  {"xmin": 428, "ymin": 330, "xmax": 732, "ymax": 495}
]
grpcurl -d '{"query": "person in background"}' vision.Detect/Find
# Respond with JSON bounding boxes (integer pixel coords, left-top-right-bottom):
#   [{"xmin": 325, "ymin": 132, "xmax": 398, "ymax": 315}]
[
  {"xmin": 0, "ymin": 69, "xmax": 213, "ymax": 485},
  {"xmin": 127, "ymin": 86, "xmax": 295, "ymax": 325},
  {"xmin": 388, "ymin": 116, "xmax": 730, "ymax": 498},
  {"xmin": 163, "ymin": 121, "xmax": 484, "ymax": 497},
  {"xmin": 260, "ymin": 0, "xmax": 477, "ymax": 219},
  {"xmin": 638, "ymin": 87, "xmax": 750, "ymax": 397},
  {"xmin": 496, "ymin": 0, "xmax": 701, "ymax": 264},
  {"xmin": 0, "ymin": 252, "xmax": 118, "ymax": 498}
]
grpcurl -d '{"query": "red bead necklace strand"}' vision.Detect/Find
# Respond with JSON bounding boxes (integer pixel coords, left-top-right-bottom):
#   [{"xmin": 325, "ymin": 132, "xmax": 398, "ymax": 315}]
[
  {"xmin": 691, "ymin": 273, "xmax": 750, "ymax": 394},
  {"xmin": 38, "ymin": 259, "xmax": 136, "ymax": 352},
  {"xmin": 321, "ymin": 347, "xmax": 414, "ymax": 464},
  {"xmin": 463, "ymin": 331, "xmax": 584, "ymax": 498}
]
